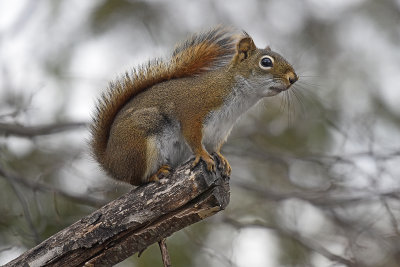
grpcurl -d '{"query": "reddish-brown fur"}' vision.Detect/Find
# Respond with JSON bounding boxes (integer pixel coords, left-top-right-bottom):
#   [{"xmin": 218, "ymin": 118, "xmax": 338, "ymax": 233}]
[{"xmin": 90, "ymin": 28, "xmax": 241, "ymax": 181}]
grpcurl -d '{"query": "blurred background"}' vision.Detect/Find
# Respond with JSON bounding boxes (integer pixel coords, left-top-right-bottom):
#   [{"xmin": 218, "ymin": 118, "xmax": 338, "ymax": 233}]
[{"xmin": 1, "ymin": 0, "xmax": 400, "ymax": 266}]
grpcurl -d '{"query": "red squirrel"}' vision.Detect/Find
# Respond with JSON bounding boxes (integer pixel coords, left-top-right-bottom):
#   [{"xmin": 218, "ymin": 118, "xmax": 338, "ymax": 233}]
[{"xmin": 90, "ymin": 26, "xmax": 298, "ymax": 185}]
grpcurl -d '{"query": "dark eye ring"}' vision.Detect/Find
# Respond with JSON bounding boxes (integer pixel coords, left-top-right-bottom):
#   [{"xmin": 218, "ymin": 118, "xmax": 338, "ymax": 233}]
[{"xmin": 259, "ymin": 56, "xmax": 274, "ymax": 69}]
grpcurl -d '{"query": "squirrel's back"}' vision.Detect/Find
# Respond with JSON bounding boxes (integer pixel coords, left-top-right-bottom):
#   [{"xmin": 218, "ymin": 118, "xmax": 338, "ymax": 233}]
[{"xmin": 90, "ymin": 27, "xmax": 244, "ymax": 165}]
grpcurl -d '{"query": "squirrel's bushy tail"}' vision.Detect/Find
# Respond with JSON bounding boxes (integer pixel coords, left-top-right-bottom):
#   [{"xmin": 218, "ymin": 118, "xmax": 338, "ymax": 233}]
[{"xmin": 90, "ymin": 27, "xmax": 243, "ymax": 163}]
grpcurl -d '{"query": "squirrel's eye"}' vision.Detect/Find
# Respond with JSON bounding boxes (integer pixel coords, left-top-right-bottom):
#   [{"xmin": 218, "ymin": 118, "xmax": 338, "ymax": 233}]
[{"xmin": 259, "ymin": 56, "xmax": 274, "ymax": 69}]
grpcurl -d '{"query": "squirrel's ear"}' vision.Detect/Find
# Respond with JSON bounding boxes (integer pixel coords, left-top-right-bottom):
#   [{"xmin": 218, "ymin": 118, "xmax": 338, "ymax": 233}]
[
  {"xmin": 236, "ymin": 37, "xmax": 257, "ymax": 61},
  {"xmin": 265, "ymin": 45, "xmax": 271, "ymax": 51}
]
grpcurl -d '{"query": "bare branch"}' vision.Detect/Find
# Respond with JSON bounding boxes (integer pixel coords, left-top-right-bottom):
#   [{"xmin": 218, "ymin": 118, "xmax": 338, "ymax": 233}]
[
  {"xmin": 0, "ymin": 164, "xmax": 107, "ymax": 207},
  {"xmin": 0, "ymin": 166, "xmax": 40, "ymax": 244},
  {"xmin": 0, "ymin": 122, "xmax": 87, "ymax": 137},
  {"xmin": 233, "ymin": 180, "xmax": 400, "ymax": 207},
  {"xmin": 184, "ymin": 229, "xmax": 240, "ymax": 267},
  {"xmin": 382, "ymin": 199, "xmax": 400, "ymax": 236},
  {"xmin": 158, "ymin": 238, "xmax": 172, "ymax": 267},
  {"xmin": 223, "ymin": 217, "xmax": 358, "ymax": 267}
]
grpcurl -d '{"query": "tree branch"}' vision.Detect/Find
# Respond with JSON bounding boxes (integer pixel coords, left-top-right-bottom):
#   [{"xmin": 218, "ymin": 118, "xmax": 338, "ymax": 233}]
[
  {"xmin": 0, "ymin": 122, "xmax": 87, "ymax": 137},
  {"xmin": 233, "ymin": 180, "xmax": 400, "ymax": 207},
  {"xmin": 0, "ymin": 164, "xmax": 107, "ymax": 207},
  {"xmin": 4, "ymin": 157, "xmax": 230, "ymax": 266},
  {"xmin": 222, "ymin": 216, "xmax": 358, "ymax": 267}
]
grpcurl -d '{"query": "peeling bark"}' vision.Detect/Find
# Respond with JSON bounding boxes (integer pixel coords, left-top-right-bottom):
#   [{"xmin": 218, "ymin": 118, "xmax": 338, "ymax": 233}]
[{"xmin": 5, "ymin": 157, "xmax": 230, "ymax": 267}]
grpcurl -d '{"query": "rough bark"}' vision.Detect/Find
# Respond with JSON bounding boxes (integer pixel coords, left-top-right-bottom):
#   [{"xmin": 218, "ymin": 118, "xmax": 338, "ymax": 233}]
[{"xmin": 5, "ymin": 157, "xmax": 230, "ymax": 267}]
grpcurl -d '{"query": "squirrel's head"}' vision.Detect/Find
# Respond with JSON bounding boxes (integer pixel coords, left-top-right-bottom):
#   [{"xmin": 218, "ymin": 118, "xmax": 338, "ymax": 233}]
[{"xmin": 231, "ymin": 36, "xmax": 298, "ymax": 97}]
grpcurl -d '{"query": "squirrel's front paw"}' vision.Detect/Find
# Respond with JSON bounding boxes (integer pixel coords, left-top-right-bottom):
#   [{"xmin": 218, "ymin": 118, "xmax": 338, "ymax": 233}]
[{"xmin": 192, "ymin": 152, "xmax": 216, "ymax": 173}]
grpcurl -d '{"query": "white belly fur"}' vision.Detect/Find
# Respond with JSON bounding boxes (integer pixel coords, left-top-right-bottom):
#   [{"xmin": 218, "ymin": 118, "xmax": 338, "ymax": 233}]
[{"xmin": 203, "ymin": 87, "xmax": 260, "ymax": 152}]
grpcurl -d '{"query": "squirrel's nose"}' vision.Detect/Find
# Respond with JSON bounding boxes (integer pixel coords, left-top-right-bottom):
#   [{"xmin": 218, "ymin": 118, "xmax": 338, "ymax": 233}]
[{"xmin": 288, "ymin": 73, "xmax": 298, "ymax": 85}]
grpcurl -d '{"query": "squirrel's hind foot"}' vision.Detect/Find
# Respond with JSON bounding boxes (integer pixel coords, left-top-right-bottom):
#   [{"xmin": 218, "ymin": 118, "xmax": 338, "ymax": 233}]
[{"xmin": 148, "ymin": 164, "xmax": 172, "ymax": 183}]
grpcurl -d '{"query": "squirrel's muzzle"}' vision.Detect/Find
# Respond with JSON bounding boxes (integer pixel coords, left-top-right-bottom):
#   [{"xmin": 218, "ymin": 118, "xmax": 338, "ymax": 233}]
[{"xmin": 288, "ymin": 72, "xmax": 298, "ymax": 85}]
